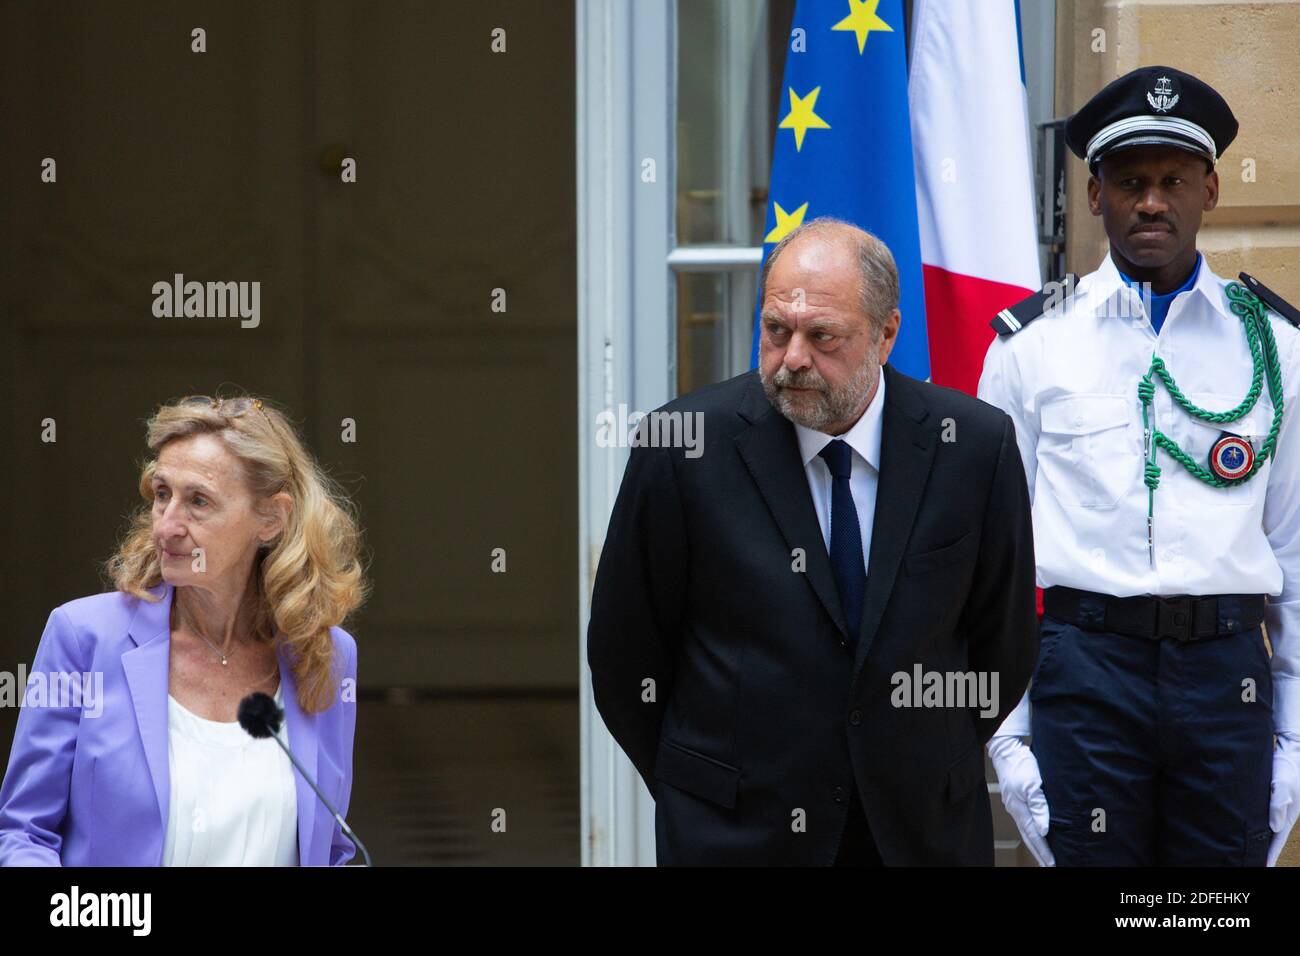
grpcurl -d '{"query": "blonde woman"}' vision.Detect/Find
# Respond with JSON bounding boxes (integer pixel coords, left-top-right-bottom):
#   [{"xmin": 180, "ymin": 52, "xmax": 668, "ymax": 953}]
[{"xmin": 0, "ymin": 394, "xmax": 367, "ymax": 866}]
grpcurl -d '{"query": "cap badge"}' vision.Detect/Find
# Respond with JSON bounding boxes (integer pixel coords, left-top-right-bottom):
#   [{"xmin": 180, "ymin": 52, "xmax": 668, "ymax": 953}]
[{"xmin": 1147, "ymin": 76, "xmax": 1179, "ymax": 113}]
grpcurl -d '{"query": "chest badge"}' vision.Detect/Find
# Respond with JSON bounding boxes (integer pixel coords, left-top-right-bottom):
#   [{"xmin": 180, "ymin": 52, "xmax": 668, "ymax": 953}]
[{"xmin": 1209, "ymin": 432, "xmax": 1255, "ymax": 481}]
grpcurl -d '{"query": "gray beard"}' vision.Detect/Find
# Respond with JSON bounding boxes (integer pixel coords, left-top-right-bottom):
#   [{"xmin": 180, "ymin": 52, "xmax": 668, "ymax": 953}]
[{"xmin": 761, "ymin": 356, "xmax": 878, "ymax": 432}]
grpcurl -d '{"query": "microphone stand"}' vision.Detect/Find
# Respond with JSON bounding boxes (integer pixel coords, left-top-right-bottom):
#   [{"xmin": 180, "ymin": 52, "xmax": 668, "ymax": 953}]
[{"xmin": 269, "ymin": 730, "xmax": 373, "ymax": 867}]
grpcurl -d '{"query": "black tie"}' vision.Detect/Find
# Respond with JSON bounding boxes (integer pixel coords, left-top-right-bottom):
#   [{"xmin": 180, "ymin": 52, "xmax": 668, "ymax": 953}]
[{"xmin": 817, "ymin": 439, "xmax": 866, "ymax": 648}]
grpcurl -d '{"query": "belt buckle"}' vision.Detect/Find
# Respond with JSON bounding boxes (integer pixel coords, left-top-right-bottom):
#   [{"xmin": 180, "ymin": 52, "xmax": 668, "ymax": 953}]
[{"xmin": 1156, "ymin": 596, "xmax": 1194, "ymax": 641}]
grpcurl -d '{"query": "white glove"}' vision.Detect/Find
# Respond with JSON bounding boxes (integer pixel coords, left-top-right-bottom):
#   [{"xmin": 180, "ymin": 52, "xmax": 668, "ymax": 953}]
[
  {"xmin": 1267, "ymin": 732, "xmax": 1300, "ymax": 866},
  {"xmin": 988, "ymin": 733, "xmax": 1055, "ymax": 867}
]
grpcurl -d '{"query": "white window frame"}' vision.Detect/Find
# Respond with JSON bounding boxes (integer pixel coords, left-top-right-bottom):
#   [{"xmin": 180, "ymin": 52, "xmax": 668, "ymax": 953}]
[
  {"xmin": 577, "ymin": 0, "xmax": 675, "ymax": 868},
  {"xmin": 577, "ymin": 0, "xmax": 771, "ymax": 868}
]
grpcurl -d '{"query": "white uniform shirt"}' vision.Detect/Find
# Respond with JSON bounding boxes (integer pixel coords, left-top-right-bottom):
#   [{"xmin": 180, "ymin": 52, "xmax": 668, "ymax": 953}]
[
  {"xmin": 978, "ymin": 252, "xmax": 1300, "ymax": 734},
  {"xmin": 162, "ymin": 682, "xmax": 299, "ymax": 866},
  {"xmin": 793, "ymin": 367, "xmax": 886, "ymax": 573}
]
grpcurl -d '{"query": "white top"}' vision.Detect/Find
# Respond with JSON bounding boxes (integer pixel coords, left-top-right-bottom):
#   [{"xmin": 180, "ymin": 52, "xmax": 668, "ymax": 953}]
[
  {"xmin": 793, "ymin": 367, "xmax": 887, "ymax": 572},
  {"xmin": 161, "ymin": 683, "xmax": 299, "ymax": 866},
  {"xmin": 978, "ymin": 252, "xmax": 1300, "ymax": 734}
]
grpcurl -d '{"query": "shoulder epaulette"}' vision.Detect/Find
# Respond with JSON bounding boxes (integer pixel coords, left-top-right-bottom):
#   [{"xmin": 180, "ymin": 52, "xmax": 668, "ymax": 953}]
[
  {"xmin": 1238, "ymin": 272, "xmax": 1300, "ymax": 328},
  {"xmin": 990, "ymin": 274, "xmax": 1079, "ymax": 336}
]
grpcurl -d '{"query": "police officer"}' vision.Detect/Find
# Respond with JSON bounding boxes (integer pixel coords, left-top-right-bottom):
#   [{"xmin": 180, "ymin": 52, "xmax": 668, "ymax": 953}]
[{"xmin": 980, "ymin": 66, "xmax": 1300, "ymax": 866}]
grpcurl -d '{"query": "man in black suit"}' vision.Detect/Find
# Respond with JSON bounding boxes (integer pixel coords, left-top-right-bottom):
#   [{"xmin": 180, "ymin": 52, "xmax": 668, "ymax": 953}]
[{"xmin": 586, "ymin": 218, "xmax": 1037, "ymax": 865}]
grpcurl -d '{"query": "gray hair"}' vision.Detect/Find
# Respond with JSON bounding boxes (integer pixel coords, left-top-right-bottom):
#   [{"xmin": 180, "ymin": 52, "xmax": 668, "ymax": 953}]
[{"xmin": 758, "ymin": 216, "xmax": 900, "ymax": 340}]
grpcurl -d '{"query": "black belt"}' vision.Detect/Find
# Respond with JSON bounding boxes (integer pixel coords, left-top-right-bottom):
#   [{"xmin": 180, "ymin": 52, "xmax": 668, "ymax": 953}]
[{"xmin": 1043, "ymin": 586, "xmax": 1266, "ymax": 642}]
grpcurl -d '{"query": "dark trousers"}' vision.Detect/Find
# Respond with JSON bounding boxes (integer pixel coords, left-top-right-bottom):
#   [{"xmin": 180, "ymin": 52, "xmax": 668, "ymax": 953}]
[
  {"xmin": 834, "ymin": 786, "xmax": 883, "ymax": 866},
  {"xmin": 1030, "ymin": 614, "xmax": 1273, "ymax": 866}
]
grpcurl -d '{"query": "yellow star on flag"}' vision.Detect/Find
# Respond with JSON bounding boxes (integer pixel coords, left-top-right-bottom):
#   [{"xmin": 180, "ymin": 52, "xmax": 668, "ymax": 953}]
[
  {"xmin": 764, "ymin": 201, "xmax": 809, "ymax": 244},
  {"xmin": 779, "ymin": 86, "xmax": 831, "ymax": 151},
  {"xmin": 832, "ymin": 0, "xmax": 893, "ymax": 55}
]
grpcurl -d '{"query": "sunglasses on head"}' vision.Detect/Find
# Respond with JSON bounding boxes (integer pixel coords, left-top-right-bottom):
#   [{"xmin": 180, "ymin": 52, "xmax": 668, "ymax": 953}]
[
  {"xmin": 179, "ymin": 395, "xmax": 272, "ymax": 423},
  {"xmin": 176, "ymin": 395, "xmax": 295, "ymax": 481}
]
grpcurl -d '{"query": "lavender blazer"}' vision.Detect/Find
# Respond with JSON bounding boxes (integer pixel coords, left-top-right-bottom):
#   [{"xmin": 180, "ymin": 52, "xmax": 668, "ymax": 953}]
[{"xmin": 0, "ymin": 583, "xmax": 358, "ymax": 866}]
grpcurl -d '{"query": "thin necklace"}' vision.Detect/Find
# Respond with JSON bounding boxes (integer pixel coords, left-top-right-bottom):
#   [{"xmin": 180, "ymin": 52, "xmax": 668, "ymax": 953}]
[
  {"xmin": 172, "ymin": 601, "xmax": 237, "ymax": 666},
  {"xmin": 194, "ymin": 631, "xmax": 235, "ymax": 667}
]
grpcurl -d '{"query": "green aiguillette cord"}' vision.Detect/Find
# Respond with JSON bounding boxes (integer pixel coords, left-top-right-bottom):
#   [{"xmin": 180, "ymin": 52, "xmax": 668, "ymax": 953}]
[{"xmin": 1137, "ymin": 281, "xmax": 1285, "ymax": 564}]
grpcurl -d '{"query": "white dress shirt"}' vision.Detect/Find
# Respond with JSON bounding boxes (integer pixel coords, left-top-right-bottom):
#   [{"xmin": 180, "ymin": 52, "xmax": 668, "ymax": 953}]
[
  {"xmin": 162, "ymin": 681, "xmax": 299, "ymax": 866},
  {"xmin": 793, "ymin": 367, "xmax": 886, "ymax": 572},
  {"xmin": 979, "ymin": 252, "xmax": 1300, "ymax": 734}
]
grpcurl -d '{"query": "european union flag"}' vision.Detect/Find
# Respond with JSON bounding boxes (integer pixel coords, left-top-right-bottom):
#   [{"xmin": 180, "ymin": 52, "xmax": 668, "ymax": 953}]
[{"xmin": 751, "ymin": 0, "xmax": 930, "ymax": 379}]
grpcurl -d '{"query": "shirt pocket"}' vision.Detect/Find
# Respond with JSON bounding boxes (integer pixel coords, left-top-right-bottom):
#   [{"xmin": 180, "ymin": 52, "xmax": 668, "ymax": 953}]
[
  {"xmin": 1037, "ymin": 394, "xmax": 1140, "ymax": 509},
  {"xmin": 1173, "ymin": 391, "xmax": 1273, "ymax": 508}
]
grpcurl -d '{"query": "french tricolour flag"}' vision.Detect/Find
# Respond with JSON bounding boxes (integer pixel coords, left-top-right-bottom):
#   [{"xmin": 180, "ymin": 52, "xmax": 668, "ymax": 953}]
[{"xmin": 909, "ymin": 0, "xmax": 1041, "ymax": 395}]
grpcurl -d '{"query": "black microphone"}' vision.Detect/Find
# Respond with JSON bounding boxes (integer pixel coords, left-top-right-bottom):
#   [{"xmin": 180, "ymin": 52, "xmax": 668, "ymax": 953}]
[{"xmin": 238, "ymin": 691, "xmax": 373, "ymax": 867}]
